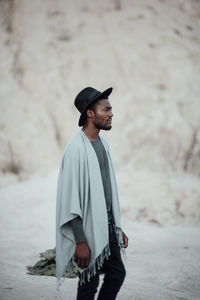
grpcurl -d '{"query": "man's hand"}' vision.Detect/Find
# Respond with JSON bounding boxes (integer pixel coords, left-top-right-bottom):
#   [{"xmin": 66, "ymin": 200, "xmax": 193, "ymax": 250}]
[
  {"xmin": 74, "ymin": 241, "xmax": 91, "ymax": 269},
  {"xmin": 122, "ymin": 231, "xmax": 128, "ymax": 248}
]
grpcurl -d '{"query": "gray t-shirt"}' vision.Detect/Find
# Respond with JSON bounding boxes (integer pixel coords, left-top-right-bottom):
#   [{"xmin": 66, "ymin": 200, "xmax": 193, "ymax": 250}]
[
  {"xmin": 91, "ymin": 137, "xmax": 113, "ymax": 222},
  {"xmin": 69, "ymin": 136, "xmax": 114, "ymax": 244}
]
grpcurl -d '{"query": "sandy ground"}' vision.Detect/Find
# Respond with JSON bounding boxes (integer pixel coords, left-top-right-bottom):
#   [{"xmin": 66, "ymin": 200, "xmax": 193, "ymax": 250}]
[{"xmin": 0, "ymin": 171, "xmax": 200, "ymax": 300}]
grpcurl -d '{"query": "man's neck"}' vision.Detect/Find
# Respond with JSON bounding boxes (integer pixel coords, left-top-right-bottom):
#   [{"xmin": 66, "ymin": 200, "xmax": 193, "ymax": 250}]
[{"xmin": 82, "ymin": 126, "xmax": 100, "ymax": 141}]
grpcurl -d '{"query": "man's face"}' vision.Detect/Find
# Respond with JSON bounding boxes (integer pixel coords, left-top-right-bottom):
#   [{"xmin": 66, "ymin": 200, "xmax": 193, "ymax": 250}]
[{"xmin": 92, "ymin": 99, "xmax": 113, "ymax": 131}]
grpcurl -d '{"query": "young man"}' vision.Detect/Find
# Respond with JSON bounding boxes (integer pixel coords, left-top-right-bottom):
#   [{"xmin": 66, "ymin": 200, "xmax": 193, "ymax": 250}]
[{"xmin": 56, "ymin": 87, "xmax": 128, "ymax": 300}]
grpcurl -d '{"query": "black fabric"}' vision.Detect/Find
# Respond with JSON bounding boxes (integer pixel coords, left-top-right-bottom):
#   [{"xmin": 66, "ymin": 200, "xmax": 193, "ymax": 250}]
[{"xmin": 76, "ymin": 225, "xmax": 126, "ymax": 300}]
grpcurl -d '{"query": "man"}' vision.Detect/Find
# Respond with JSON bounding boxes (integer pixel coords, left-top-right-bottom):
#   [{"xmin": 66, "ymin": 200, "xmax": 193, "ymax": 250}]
[{"xmin": 56, "ymin": 86, "xmax": 128, "ymax": 300}]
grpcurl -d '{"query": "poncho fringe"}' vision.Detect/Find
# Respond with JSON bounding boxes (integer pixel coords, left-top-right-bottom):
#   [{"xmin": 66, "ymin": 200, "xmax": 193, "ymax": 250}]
[
  {"xmin": 79, "ymin": 243, "xmax": 111, "ymax": 285},
  {"xmin": 56, "ymin": 226, "xmax": 124, "ymax": 292},
  {"xmin": 76, "ymin": 225, "xmax": 124, "ymax": 286}
]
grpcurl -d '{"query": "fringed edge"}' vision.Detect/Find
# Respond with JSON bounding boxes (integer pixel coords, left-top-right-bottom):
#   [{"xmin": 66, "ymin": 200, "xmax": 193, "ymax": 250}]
[
  {"xmin": 56, "ymin": 226, "xmax": 125, "ymax": 294},
  {"xmin": 114, "ymin": 225, "xmax": 123, "ymax": 247},
  {"xmin": 79, "ymin": 243, "xmax": 111, "ymax": 286},
  {"xmin": 114, "ymin": 225, "xmax": 127, "ymax": 261}
]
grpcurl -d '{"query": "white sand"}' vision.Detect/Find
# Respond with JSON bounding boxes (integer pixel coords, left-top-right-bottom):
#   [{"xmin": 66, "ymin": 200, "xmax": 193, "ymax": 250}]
[{"xmin": 0, "ymin": 171, "xmax": 200, "ymax": 300}]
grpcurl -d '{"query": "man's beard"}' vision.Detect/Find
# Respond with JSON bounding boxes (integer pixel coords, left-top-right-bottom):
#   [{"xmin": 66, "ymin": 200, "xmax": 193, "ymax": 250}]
[{"xmin": 94, "ymin": 121, "xmax": 112, "ymax": 131}]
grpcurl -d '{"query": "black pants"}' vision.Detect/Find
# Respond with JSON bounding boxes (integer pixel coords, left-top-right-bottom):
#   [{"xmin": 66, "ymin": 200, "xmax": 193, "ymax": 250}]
[{"xmin": 76, "ymin": 225, "xmax": 126, "ymax": 300}]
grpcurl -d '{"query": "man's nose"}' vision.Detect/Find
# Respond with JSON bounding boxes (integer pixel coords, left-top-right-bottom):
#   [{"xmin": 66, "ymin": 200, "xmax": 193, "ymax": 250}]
[{"xmin": 109, "ymin": 111, "xmax": 113, "ymax": 118}]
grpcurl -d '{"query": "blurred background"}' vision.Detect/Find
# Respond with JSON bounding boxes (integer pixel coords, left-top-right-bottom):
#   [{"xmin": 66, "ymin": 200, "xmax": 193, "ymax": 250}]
[{"xmin": 0, "ymin": 0, "xmax": 200, "ymax": 226}]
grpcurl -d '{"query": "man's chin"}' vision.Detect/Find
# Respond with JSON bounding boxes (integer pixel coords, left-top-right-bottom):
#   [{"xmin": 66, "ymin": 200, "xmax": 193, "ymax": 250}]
[
  {"xmin": 94, "ymin": 122, "xmax": 112, "ymax": 131},
  {"xmin": 102, "ymin": 125, "xmax": 112, "ymax": 131}
]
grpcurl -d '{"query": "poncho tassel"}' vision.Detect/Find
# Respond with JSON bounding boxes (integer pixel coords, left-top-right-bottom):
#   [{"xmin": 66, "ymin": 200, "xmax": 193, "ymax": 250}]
[
  {"xmin": 79, "ymin": 243, "xmax": 110, "ymax": 286},
  {"xmin": 114, "ymin": 226, "xmax": 127, "ymax": 260}
]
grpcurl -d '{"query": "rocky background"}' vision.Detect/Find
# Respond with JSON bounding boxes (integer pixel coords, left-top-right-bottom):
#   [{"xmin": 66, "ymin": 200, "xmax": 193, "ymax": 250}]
[{"xmin": 0, "ymin": 0, "xmax": 200, "ymax": 225}]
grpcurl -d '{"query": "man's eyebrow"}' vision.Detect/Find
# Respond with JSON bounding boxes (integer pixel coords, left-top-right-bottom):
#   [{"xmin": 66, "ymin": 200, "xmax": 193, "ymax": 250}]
[{"xmin": 102, "ymin": 105, "xmax": 112, "ymax": 108}]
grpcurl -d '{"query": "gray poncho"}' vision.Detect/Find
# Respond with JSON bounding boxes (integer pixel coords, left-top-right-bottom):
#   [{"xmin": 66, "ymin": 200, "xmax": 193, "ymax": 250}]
[{"xmin": 56, "ymin": 130, "xmax": 123, "ymax": 286}]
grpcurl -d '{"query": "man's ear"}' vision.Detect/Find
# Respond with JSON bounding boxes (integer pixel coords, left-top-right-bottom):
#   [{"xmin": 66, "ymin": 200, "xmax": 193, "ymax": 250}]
[{"xmin": 86, "ymin": 109, "xmax": 95, "ymax": 118}]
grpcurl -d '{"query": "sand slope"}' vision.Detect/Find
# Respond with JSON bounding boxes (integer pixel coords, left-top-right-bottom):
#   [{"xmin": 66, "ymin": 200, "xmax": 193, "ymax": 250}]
[{"xmin": 0, "ymin": 0, "xmax": 200, "ymax": 182}]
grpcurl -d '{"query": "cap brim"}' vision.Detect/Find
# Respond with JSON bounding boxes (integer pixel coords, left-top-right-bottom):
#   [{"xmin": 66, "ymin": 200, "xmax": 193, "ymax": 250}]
[
  {"xmin": 99, "ymin": 87, "xmax": 113, "ymax": 99},
  {"xmin": 78, "ymin": 87, "xmax": 113, "ymax": 126}
]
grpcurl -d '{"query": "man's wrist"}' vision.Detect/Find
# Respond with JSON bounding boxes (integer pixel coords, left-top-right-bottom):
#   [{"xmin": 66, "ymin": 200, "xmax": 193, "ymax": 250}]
[{"xmin": 76, "ymin": 240, "xmax": 87, "ymax": 245}]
